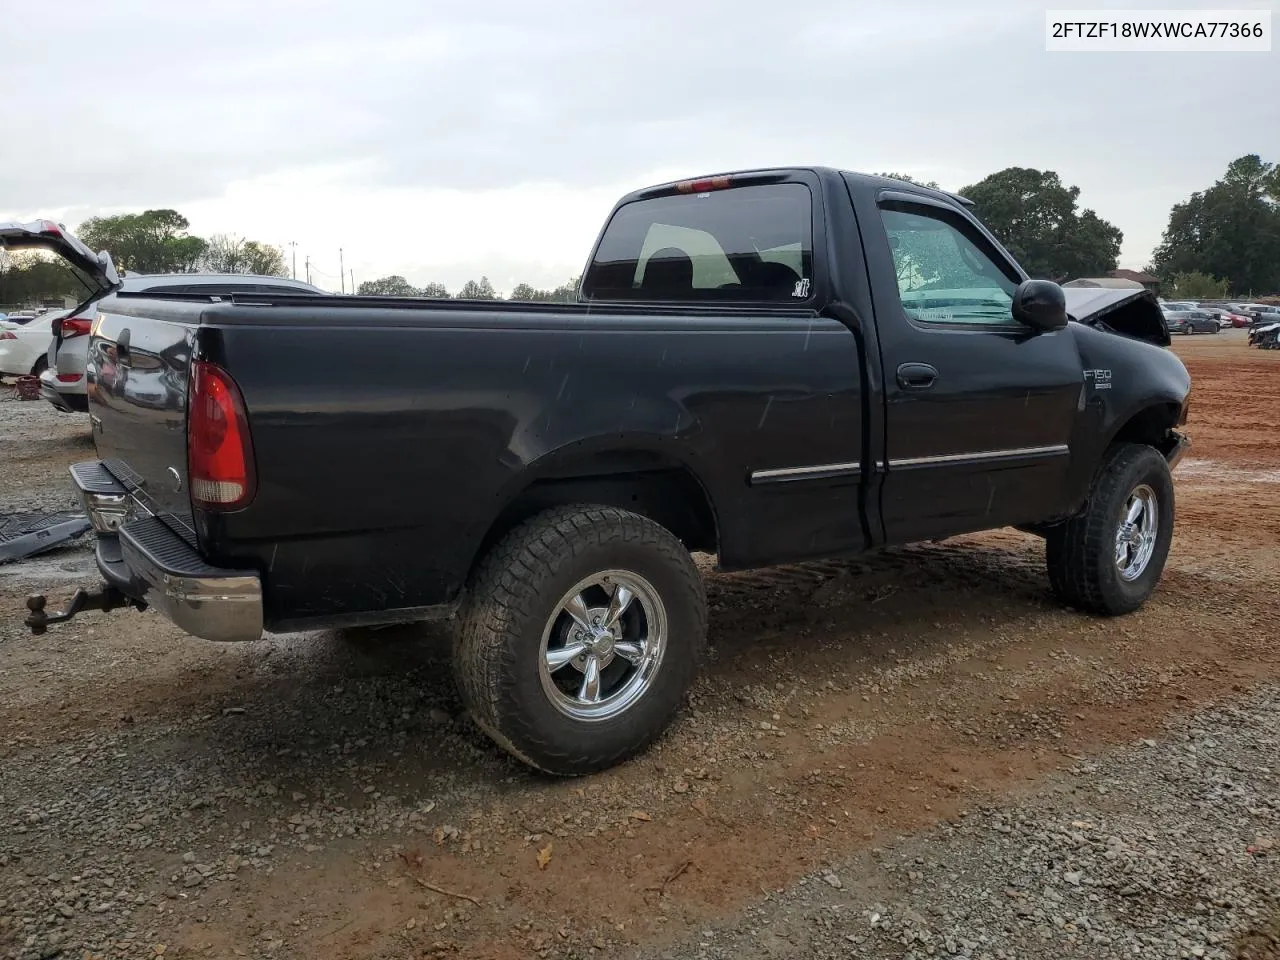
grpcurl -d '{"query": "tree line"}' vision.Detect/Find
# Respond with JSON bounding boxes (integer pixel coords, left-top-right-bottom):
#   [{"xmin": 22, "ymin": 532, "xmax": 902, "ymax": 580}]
[
  {"xmin": 885, "ymin": 154, "xmax": 1279, "ymax": 298},
  {"xmin": 0, "ymin": 209, "xmax": 287, "ymax": 305},
  {"xmin": 4, "ymin": 155, "xmax": 1277, "ymax": 307},
  {"xmin": 354, "ymin": 274, "xmax": 580, "ymax": 301}
]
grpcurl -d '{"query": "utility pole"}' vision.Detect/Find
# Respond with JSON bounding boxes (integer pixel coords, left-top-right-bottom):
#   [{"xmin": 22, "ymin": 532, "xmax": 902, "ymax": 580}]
[
  {"xmin": 350, "ymin": 268, "xmax": 355, "ymax": 294},
  {"xmin": 305, "ymin": 255, "xmax": 311, "ymax": 286},
  {"xmin": 289, "ymin": 241, "xmax": 297, "ymax": 280},
  {"xmin": 339, "ymin": 248, "xmax": 345, "ymax": 294}
]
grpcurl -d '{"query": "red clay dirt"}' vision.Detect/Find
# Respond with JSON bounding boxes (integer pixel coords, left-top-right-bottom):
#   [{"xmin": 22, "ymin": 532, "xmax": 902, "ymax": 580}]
[{"xmin": 1, "ymin": 332, "xmax": 1276, "ymax": 959}]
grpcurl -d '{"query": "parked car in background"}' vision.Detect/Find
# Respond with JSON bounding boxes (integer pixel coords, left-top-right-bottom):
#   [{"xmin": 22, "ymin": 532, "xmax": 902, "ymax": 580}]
[
  {"xmin": 1162, "ymin": 309, "xmax": 1219, "ymax": 334},
  {"xmin": 41, "ymin": 272, "xmax": 327, "ymax": 412},
  {"xmin": 1194, "ymin": 304, "xmax": 1230, "ymax": 327},
  {"xmin": 0, "ymin": 308, "xmax": 65, "ymax": 376},
  {"xmin": 1227, "ymin": 303, "xmax": 1278, "ymax": 325},
  {"xmin": 3, "ymin": 309, "xmax": 40, "ymax": 325}
]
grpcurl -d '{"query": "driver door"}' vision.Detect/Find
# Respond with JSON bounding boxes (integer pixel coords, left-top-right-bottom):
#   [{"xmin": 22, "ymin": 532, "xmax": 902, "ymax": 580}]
[{"xmin": 869, "ymin": 195, "xmax": 1084, "ymax": 545}]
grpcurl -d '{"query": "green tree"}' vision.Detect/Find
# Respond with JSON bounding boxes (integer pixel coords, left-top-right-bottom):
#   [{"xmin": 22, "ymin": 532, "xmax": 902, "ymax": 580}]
[
  {"xmin": 1167, "ymin": 271, "xmax": 1230, "ymax": 299},
  {"xmin": 241, "ymin": 241, "xmax": 287, "ymax": 277},
  {"xmin": 0, "ymin": 251, "xmax": 84, "ymax": 304},
  {"xmin": 458, "ymin": 276, "xmax": 498, "ymax": 300},
  {"xmin": 874, "ymin": 172, "xmax": 941, "ymax": 189},
  {"xmin": 77, "ymin": 209, "xmax": 207, "ymax": 274},
  {"xmin": 357, "ymin": 275, "xmax": 418, "ymax": 296},
  {"xmin": 201, "ymin": 234, "xmax": 288, "ymax": 277},
  {"xmin": 549, "ymin": 277, "xmax": 580, "ymax": 302},
  {"xmin": 959, "ymin": 168, "xmax": 1123, "ymax": 281},
  {"xmin": 510, "ymin": 280, "xmax": 578, "ymax": 302},
  {"xmin": 1151, "ymin": 154, "xmax": 1280, "ymax": 296},
  {"xmin": 419, "ymin": 282, "xmax": 450, "ymax": 298}
]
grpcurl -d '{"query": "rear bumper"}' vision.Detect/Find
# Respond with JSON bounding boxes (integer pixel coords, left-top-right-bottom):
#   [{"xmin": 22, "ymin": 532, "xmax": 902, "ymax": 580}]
[
  {"xmin": 71, "ymin": 460, "xmax": 263, "ymax": 642},
  {"xmin": 39, "ymin": 369, "xmax": 88, "ymax": 412}
]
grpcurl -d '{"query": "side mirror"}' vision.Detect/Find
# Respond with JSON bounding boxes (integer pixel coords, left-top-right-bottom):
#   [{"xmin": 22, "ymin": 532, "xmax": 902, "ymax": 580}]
[{"xmin": 1012, "ymin": 279, "xmax": 1068, "ymax": 332}]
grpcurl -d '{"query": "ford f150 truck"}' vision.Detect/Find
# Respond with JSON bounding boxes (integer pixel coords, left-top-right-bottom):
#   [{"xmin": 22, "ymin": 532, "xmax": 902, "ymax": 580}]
[{"xmin": 10, "ymin": 169, "xmax": 1191, "ymax": 776}]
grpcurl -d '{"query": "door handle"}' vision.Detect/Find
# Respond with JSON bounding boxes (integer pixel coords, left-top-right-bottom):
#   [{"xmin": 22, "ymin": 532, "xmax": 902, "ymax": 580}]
[{"xmin": 896, "ymin": 362, "xmax": 938, "ymax": 390}]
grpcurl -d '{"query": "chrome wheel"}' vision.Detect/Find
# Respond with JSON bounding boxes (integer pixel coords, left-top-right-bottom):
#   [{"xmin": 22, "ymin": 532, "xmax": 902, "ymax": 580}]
[
  {"xmin": 1115, "ymin": 483, "xmax": 1158, "ymax": 582},
  {"xmin": 538, "ymin": 569, "xmax": 667, "ymax": 722}
]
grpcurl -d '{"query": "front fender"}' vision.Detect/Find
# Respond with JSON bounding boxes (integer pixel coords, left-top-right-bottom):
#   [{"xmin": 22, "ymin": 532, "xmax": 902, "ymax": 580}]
[{"xmin": 1064, "ymin": 324, "xmax": 1191, "ymax": 507}]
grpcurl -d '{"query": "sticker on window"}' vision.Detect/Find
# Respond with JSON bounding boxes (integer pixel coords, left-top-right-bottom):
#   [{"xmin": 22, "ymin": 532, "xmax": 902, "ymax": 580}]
[
  {"xmin": 792, "ymin": 278, "xmax": 811, "ymax": 298},
  {"xmin": 912, "ymin": 307, "xmax": 955, "ymax": 322}
]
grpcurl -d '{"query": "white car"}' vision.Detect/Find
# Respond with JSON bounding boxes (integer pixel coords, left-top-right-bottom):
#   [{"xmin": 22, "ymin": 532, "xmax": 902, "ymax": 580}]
[
  {"xmin": 41, "ymin": 272, "xmax": 326, "ymax": 413},
  {"xmin": 0, "ymin": 308, "xmax": 65, "ymax": 377}
]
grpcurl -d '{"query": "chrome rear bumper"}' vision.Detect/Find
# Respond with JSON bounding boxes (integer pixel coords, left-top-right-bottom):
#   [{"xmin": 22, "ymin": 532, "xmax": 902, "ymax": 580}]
[{"xmin": 70, "ymin": 460, "xmax": 263, "ymax": 642}]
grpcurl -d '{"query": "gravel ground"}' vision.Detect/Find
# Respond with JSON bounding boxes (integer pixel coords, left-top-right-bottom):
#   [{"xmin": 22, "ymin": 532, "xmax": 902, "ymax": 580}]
[
  {"xmin": 638, "ymin": 691, "xmax": 1280, "ymax": 960},
  {"xmin": 0, "ymin": 386, "xmax": 88, "ymax": 516},
  {"xmin": 7, "ymin": 686, "xmax": 1280, "ymax": 960},
  {"xmin": 2, "ymin": 334, "xmax": 1278, "ymax": 960}
]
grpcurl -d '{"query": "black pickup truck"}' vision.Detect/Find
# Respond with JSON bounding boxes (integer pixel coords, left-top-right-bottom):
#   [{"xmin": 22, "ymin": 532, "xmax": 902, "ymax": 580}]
[{"xmin": 10, "ymin": 169, "xmax": 1191, "ymax": 775}]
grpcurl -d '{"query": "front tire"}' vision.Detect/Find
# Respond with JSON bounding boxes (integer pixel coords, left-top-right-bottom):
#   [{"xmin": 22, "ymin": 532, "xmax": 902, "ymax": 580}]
[
  {"xmin": 453, "ymin": 505, "xmax": 707, "ymax": 775},
  {"xmin": 1046, "ymin": 443, "xmax": 1174, "ymax": 616}
]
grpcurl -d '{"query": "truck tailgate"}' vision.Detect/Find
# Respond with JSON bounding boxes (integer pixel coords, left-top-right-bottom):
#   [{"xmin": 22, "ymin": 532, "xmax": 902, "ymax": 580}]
[{"xmin": 88, "ymin": 306, "xmax": 198, "ymax": 541}]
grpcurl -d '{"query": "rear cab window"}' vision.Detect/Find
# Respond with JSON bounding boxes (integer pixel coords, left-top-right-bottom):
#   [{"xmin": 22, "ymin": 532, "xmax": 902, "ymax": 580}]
[{"xmin": 582, "ymin": 182, "xmax": 815, "ymax": 303}]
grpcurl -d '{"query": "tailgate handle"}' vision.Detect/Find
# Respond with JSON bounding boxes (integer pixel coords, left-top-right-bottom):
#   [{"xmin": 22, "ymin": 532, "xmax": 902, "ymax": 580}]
[{"xmin": 116, "ymin": 327, "xmax": 131, "ymax": 364}]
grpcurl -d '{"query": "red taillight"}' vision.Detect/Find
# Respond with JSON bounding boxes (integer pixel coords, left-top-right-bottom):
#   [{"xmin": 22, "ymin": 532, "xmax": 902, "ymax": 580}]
[
  {"xmin": 56, "ymin": 373, "xmax": 82, "ymax": 383},
  {"xmin": 0, "ymin": 330, "xmax": 15, "ymax": 341},
  {"xmin": 675, "ymin": 176, "xmax": 733, "ymax": 194},
  {"xmin": 60, "ymin": 317, "xmax": 92, "ymax": 338},
  {"xmin": 187, "ymin": 359, "xmax": 255, "ymax": 511}
]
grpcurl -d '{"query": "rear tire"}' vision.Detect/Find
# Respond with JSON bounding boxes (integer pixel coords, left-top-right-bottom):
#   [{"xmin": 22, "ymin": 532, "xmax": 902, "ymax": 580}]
[
  {"xmin": 453, "ymin": 505, "xmax": 707, "ymax": 775},
  {"xmin": 31, "ymin": 356, "xmax": 47, "ymax": 376},
  {"xmin": 1045, "ymin": 443, "xmax": 1174, "ymax": 616}
]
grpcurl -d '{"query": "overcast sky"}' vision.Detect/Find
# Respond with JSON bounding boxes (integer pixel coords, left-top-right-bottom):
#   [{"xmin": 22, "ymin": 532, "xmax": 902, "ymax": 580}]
[{"xmin": 3, "ymin": 0, "xmax": 1277, "ymax": 293}]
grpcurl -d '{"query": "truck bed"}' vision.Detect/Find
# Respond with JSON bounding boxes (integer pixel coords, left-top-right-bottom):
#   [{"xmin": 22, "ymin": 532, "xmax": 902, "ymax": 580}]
[{"xmin": 89, "ymin": 291, "xmax": 864, "ymax": 632}]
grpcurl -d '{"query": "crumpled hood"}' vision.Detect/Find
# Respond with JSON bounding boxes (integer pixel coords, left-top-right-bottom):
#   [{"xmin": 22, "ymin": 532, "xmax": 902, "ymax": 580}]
[{"xmin": 1062, "ymin": 286, "xmax": 1170, "ymax": 348}]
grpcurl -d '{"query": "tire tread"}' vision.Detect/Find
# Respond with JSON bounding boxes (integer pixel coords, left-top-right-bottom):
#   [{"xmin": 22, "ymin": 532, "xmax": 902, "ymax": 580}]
[
  {"xmin": 453, "ymin": 504, "xmax": 707, "ymax": 775},
  {"xmin": 1046, "ymin": 442, "xmax": 1173, "ymax": 616}
]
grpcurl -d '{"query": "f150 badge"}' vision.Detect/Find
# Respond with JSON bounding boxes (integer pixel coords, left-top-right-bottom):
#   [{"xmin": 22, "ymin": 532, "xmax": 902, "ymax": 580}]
[{"xmin": 1084, "ymin": 368, "xmax": 1112, "ymax": 390}]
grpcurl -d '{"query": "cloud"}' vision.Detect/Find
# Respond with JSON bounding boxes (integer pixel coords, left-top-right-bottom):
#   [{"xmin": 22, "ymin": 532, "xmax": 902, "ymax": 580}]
[{"xmin": 2, "ymin": 0, "xmax": 1276, "ymax": 278}]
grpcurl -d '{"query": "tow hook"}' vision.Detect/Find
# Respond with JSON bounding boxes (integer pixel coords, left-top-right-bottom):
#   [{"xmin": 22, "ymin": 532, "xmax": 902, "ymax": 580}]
[{"xmin": 24, "ymin": 586, "xmax": 147, "ymax": 636}]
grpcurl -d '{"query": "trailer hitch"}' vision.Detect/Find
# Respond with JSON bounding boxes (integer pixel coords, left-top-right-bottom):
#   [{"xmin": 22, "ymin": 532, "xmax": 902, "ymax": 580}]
[{"xmin": 24, "ymin": 586, "xmax": 147, "ymax": 636}]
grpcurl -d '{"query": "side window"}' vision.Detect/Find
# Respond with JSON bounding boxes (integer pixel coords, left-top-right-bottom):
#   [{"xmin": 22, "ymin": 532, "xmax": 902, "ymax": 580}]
[
  {"xmin": 582, "ymin": 182, "xmax": 814, "ymax": 302},
  {"xmin": 879, "ymin": 202, "xmax": 1020, "ymax": 327}
]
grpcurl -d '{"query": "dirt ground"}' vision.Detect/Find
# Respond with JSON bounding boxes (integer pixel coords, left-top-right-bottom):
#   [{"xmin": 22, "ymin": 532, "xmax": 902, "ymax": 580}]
[{"xmin": 1, "ymin": 330, "xmax": 1277, "ymax": 960}]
